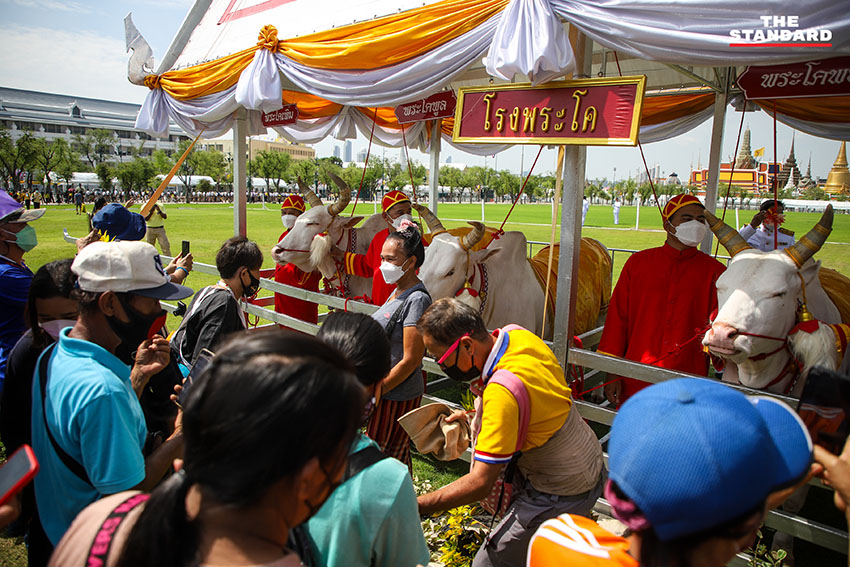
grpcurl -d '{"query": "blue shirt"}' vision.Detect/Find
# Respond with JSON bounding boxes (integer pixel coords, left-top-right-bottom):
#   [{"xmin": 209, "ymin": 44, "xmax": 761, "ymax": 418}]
[
  {"xmin": 31, "ymin": 328, "xmax": 147, "ymax": 544},
  {"xmin": 306, "ymin": 434, "xmax": 430, "ymax": 567},
  {"xmin": 0, "ymin": 258, "xmax": 32, "ymax": 390}
]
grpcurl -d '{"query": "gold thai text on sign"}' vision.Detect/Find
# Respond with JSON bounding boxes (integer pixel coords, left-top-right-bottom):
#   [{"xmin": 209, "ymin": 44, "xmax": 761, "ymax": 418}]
[{"xmin": 452, "ymin": 76, "xmax": 646, "ymax": 146}]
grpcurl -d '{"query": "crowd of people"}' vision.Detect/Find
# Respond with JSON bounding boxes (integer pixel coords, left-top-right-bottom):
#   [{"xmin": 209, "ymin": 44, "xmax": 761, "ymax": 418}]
[{"xmin": 0, "ymin": 185, "xmax": 848, "ymax": 567}]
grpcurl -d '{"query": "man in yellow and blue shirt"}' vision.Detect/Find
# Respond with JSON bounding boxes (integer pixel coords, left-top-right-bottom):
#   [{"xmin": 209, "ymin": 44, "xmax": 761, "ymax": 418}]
[{"xmin": 416, "ymin": 298, "xmax": 605, "ymax": 567}]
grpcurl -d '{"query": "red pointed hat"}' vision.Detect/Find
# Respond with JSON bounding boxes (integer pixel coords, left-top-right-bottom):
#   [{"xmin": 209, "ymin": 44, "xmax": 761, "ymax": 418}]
[
  {"xmin": 662, "ymin": 194, "xmax": 703, "ymax": 221},
  {"xmin": 281, "ymin": 194, "xmax": 305, "ymax": 213},
  {"xmin": 382, "ymin": 190, "xmax": 410, "ymax": 213}
]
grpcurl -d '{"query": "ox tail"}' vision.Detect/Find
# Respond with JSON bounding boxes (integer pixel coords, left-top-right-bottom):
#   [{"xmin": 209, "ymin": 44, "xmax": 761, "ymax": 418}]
[
  {"xmin": 310, "ymin": 234, "xmax": 337, "ymax": 280},
  {"xmin": 789, "ymin": 322, "xmax": 841, "ymax": 374}
]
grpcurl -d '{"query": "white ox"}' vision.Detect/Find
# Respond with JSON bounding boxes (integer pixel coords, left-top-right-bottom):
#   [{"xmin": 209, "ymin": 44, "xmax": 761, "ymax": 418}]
[
  {"xmin": 702, "ymin": 206, "xmax": 846, "ymax": 397},
  {"xmin": 414, "ymin": 205, "xmax": 610, "ymax": 340},
  {"xmin": 271, "ymin": 174, "xmax": 387, "ymax": 298}
]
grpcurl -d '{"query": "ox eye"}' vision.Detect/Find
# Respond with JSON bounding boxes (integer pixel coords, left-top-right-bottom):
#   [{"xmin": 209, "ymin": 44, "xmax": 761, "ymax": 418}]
[
  {"xmin": 446, "ymin": 269, "xmax": 455, "ymax": 277},
  {"xmin": 771, "ymin": 291, "xmax": 786, "ymax": 298}
]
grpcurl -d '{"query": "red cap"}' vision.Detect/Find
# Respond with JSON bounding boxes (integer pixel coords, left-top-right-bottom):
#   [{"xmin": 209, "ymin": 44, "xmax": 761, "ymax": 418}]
[
  {"xmin": 382, "ymin": 190, "xmax": 410, "ymax": 213},
  {"xmin": 662, "ymin": 194, "xmax": 703, "ymax": 221},
  {"xmin": 281, "ymin": 194, "xmax": 305, "ymax": 213}
]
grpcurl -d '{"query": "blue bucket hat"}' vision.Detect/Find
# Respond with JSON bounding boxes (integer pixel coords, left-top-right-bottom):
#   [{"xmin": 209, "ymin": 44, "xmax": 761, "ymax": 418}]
[
  {"xmin": 608, "ymin": 378, "xmax": 812, "ymax": 542},
  {"xmin": 91, "ymin": 203, "xmax": 146, "ymax": 241}
]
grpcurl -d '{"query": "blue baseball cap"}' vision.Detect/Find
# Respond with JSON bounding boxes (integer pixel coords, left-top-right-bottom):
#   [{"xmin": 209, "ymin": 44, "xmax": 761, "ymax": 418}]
[
  {"xmin": 608, "ymin": 378, "xmax": 812, "ymax": 542},
  {"xmin": 92, "ymin": 203, "xmax": 146, "ymax": 241}
]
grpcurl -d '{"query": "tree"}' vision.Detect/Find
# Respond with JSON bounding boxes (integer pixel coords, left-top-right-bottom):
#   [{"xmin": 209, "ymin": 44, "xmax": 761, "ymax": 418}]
[
  {"xmin": 0, "ymin": 130, "xmax": 38, "ymax": 193},
  {"xmin": 96, "ymin": 162, "xmax": 114, "ymax": 191},
  {"xmin": 439, "ymin": 166, "xmax": 463, "ymax": 201},
  {"xmin": 252, "ymin": 150, "xmax": 292, "ymax": 194},
  {"xmin": 201, "ymin": 150, "xmax": 228, "ymax": 191},
  {"xmin": 290, "ymin": 159, "xmax": 316, "ymax": 188},
  {"xmin": 74, "ymin": 129, "xmax": 116, "ymax": 169},
  {"xmin": 33, "ymin": 138, "xmax": 71, "ymax": 196},
  {"xmin": 493, "ymin": 170, "xmax": 520, "ymax": 201},
  {"xmin": 115, "ymin": 157, "xmax": 157, "ymax": 201},
  {"xmin": 174, "ymin": 139, "xmax": 206, "ymax": 203},
  {"xmin": 151, "ymin": 149, "xmax": 173, "ymax": 175},
  {"xmin": 801, "ymin": 184, "xmax": 829, "ymax": 201}
]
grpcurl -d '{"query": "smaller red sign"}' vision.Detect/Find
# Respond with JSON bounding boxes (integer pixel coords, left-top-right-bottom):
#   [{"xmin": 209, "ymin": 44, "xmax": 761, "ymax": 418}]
[
  {"xmin": 262, "ymin": 104, "xmax": 299, "ymax": 127},
  {"xmin": 395, "ymin": 91, "xmax": 457, "ymax": 124},
  {"xmin": 737, "ymin": 56, "xmax": 850, "ymax": 100}
]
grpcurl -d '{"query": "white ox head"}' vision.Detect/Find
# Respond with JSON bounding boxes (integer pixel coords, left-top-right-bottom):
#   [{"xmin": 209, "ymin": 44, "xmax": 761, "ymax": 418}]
[
  {"xmin": 702, "ymin": 206, "xmax": 835, "ymax": 387},
  {"xmin": 271, "ymin": 173, "xmax": 363, "ymax": 278},
  {"xmin": 415, "ymin": 205, "xmax": 500, "ymax": 307}
]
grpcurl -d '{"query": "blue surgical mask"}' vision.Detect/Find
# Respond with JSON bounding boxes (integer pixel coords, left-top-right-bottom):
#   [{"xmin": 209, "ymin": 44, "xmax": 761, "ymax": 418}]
[{"xmin": 2, "ymin": 224, "xmax": 38, "ymax": 252}]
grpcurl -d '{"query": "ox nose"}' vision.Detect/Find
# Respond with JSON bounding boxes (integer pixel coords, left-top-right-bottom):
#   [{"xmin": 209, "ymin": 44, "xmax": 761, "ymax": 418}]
[{"xmin": 708, "ymin": 322, "xmax": 738, "ymax": 348}]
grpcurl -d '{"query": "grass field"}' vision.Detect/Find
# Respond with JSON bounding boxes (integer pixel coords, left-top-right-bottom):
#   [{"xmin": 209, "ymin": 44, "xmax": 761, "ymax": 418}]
[{"xmin": 3, "ymin": 200, "xmax": 848, "ymax": 565}]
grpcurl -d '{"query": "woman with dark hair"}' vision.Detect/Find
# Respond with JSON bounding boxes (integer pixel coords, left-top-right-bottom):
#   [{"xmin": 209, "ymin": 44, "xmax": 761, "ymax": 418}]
[
  {"xmin": 527, "ymin": 378, "xmax": 815, "ymax": 567},
  {"xmin": 367, "ymin": 221, "xmax": 431, "ymax": 470},
  {"xmin": 49, "ymin": 329, "xmax": 365, "ymax": 567},
  {"xmin": 0, "ymin": 258, "xmax": 77, "ymax": 567},
  {"xmin": 308, "ymin": 311, "xmax": 430, "ymax": 567}
]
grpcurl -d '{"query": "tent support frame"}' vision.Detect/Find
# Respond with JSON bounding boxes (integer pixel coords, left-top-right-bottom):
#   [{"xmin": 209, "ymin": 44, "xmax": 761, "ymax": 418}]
[
  {"xmin": 233, "ymin": 108, "xmax": 248, "ymax": 237},
  {"xmin": 700, "ymin": 67, "xmax": 731, "ymax": 253},
  {"xmin": 428, "ymin": 119, "xmax": 442, "ymax": 213}
]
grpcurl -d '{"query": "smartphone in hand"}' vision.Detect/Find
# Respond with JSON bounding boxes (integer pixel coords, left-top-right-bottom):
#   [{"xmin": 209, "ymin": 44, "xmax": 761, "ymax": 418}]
[
  {"xmin": 182, "ymin": 240, "xmax": 190, "ymax": 257},
  {"xmin": 0, "ymin": 445, "xmax": 38, "ymax": 507},
  {"xmin": 177, "ymin": 348, "xmax": 215, "ymax": 407},
  {"xmin": 797, "ymin": 368, "xmax": 850, "ymax": 455}
]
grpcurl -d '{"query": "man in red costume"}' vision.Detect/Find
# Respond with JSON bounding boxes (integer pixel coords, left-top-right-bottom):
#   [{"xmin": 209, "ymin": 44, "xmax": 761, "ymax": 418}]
[
  {"xmin": 599, "ymin": 194, "xmax": 725, "ymax": 406},
  {"xmin": 274, "ymin": 194, "xmax": 321, "ymax": 329},
  {"xmin": 334, "ymin": 190, "xmax": 413, "ymax": 305}
]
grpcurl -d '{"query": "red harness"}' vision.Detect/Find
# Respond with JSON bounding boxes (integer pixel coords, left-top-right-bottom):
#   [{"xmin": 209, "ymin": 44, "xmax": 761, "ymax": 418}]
[{"xmin": 733, "ymin": 330, "xmax": 802, "ymax": 395}]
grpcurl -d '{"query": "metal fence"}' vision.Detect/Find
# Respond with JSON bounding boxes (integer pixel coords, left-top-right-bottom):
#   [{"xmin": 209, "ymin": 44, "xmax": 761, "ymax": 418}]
[{"xmin": 61, "ymin": 231, "xmax": 849, "ymax": 563}]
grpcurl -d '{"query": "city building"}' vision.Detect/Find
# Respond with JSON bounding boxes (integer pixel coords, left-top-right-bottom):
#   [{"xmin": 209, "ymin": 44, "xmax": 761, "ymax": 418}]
[
  {"xmin": 356, "ymin": 147, "xmax": 368, "ymax": 162},
  {"xmin": 0, "ymin": 86, "xmax": 190, "ymax": 159},
  {"xmin": 201, "ymin": 136, "xmax": 315, "ymax": 162},
  {"xmin": 344, "ymin": 140, "xmax": 353, "ymax": 162},
  {"xmin": 333, "ymin": 145, "xmax": 341, "ymax": 159}
]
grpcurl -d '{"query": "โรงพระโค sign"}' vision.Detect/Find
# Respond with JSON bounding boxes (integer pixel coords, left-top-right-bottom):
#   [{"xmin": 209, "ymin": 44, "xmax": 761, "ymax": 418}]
[{"xmin": 452, "ymin": 76, "xmax": 646, "ymax": 146}]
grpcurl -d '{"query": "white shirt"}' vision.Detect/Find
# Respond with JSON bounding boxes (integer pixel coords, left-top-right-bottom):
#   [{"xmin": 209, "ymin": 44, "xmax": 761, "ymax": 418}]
[{"xmin": 739, "ymin": 223, "xmax": 795, "ymax": 251}]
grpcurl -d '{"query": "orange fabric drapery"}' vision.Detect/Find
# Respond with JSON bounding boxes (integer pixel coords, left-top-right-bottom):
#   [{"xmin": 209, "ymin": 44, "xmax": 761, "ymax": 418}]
[
  {"xmin": 281, "ymin": 90, "xmax": 344, "ymax": 119},
  {"xmin": 279, "ymin": 0, "xmax": 509, "ymax": 70},
  {"xmin": 753, "ymin": 96, "xmax": 850, "ymax": 123},
  {"xmin": 639, "ymin": 93, "xmax": 715, "ymax": 126},
  {"xmin": 147, "ymin": 0, "xmax": 508, "ymax": 101}
]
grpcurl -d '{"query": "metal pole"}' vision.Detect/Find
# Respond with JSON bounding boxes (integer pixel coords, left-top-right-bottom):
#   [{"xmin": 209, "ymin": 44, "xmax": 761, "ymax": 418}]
[
  {"xmin": 635, "ymin": 194, "xmax": 641, "ymax": 230},
  {"xmin": 428, "ymin": 119, "xmax": 441, "ymax": 213},
  {"xmin": 552, "ymin": 28, "xmax": 591, "ymax": 368},
  {"xmin": 701, "ymin": 67, "xmax": 730, "ymax": 253},
  {"xmin": 233, "ymin": 108, "xmax": 247, "ymax": 237}
]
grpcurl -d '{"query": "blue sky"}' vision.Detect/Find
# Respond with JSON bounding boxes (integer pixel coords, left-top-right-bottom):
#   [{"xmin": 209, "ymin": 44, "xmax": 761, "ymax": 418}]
[{"xmin": 0, "ymin": 0, "xmax": 845, "ymax": 182}]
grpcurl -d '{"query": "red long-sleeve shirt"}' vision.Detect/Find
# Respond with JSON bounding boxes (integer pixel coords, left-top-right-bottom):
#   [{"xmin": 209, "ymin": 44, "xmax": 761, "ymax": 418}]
[
  {"xmin": 597, "ymin": 243, "xmax": 726, "ymax": 404},
  {"xmin": 342, "ymin": 228, "xmax": 396, "ymax": 305}
]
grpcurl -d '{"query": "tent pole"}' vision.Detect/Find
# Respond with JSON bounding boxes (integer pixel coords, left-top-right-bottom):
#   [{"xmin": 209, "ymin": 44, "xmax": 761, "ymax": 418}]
[
  {"xmin": 552, "ymin": 29, "xmax": 591, "ymax": 369},
  {"xmin": 428, "ymin": 119, "xmax": 441, "ymax": 214},
  {"xmin": 701, "ymin": 67, "xmax": 730, "ymax": 253},
  {"xmin": 233, "ymin": 108, "xmax": 248, "ymax": 237}
]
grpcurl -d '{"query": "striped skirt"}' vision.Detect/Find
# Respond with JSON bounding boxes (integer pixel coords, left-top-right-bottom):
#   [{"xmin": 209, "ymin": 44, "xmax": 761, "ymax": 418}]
[{"xmin": 366, "ymin": 395, "xmax": 422, "ymax": 472}]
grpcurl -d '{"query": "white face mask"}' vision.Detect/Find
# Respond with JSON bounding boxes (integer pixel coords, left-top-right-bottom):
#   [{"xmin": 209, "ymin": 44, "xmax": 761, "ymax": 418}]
[
  {"xmin": 391, "ymin": 213, "xmax": 413, "ymax": 230},
  {"xmin": 379, "ymin": 259, "xmax": 409, "ymax": 284},
  {"xmin": 281, "ymin": 214, "xmax": 298, "ymax": 229},
  {"xmin": 40, "ymin": 319, "xmax": 76, "ymax": 340},
  {"xmin": 673, "ymin": 219, "xmax": 708, "ymax": 247}
]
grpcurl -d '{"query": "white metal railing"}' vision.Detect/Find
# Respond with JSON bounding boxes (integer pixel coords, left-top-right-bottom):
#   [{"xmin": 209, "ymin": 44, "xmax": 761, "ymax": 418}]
[{"xmin": 64, "ymin": 231, "xmax": 848, "ymax": 558}]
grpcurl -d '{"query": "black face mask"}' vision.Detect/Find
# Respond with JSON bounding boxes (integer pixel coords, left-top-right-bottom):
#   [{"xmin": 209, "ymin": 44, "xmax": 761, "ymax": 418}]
[
  {"xmin": 107, "ymin": 295, "xmax": 167, "ymax": 358},
  {"xmin": 242, "ymin": 270, "xmax": 261, "ymax": 299},
  {"xmin": 441, "ymin": 350, "xmax": 480, "ymax": 382}
]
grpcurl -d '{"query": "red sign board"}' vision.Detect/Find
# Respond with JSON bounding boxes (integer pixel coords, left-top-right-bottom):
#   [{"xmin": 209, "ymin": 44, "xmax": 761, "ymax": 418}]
[
  {"xmin": 262, "ymin": 104, "xmax": 299, "ymax": 127},
  {"xmin": 452, "ymin": 77, "xmax": 645, "ymax": 146},
  {"xmin": 737, "ymin": 56, "xmax": 850, "ymax": 100},
  {"xmin": 394, "ymin": 91, "xmax": 457, "ymax": 124}
]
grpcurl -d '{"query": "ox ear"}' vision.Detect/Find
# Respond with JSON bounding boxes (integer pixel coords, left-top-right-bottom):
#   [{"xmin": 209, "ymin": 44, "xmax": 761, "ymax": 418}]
[
  {"xmin": 799, "ymin": 258, "xmax": 822, "ymax": 285},
  {"xmin": 335, "ymin": 215, "xmax": 363, "ymax": 230},
  {"xmin": 470, "ymin": 248, "xmax": 501, "ymax": 265}
]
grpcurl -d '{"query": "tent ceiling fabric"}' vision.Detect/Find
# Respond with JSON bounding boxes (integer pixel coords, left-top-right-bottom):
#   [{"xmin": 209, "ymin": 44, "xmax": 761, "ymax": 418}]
[{"xmin": 135, "ymin": 0, "xmax": 850, "ymax": 146}]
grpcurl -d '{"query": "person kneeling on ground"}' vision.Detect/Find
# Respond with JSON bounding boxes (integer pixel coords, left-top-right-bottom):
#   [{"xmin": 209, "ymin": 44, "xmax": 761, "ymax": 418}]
[
  {"xmin": 49, "ymin": 330, "xmax": 365, "ymax": 567},
  {"xmin": 528, "ymin": 378, "xmax": 817, "ymax": 567},
  {"xmin": 305, "ymin": 310, "xmax": 430, "ymax": 567},
  {"xmin": 416, "ymin": 298, "xmax": 606, "ymax": 567}
]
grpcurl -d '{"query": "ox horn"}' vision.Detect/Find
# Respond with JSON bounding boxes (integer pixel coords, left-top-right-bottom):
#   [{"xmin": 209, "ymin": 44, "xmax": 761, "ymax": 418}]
[
  {"xmin": 325, "ymin": 171, "xmax": 351, "ymax": 217},
  {"xmin": 297, "ymin": 177, "xmax": 322, "ymax": 208},
  {"xmin": 461, "ymin": 221, "xmax": 485, "ymax": 251},
  {"xmin": 703, "ymin": 209, "xmax": 752, "ymax": 258},
  {"xmin": 784, "ymin": 204, "xmax": 833, "ymax": 267},
  {"xmin": 413, "ymin": 203, "xmax": 445, "ymax": 234}
]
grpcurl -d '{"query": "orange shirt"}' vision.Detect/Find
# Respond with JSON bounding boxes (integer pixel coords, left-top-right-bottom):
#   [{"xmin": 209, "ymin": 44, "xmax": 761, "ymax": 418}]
[
  {"xmin": 274, "ymin": 230, "xmax": 321, "ymax": 327},
  {"xmin": 528, "ymin": 514, "xmax": 639, "ymax": 567}
]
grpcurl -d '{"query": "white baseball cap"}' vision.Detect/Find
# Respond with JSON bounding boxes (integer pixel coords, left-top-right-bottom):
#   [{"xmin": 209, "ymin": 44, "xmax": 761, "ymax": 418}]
[{"xmin": 72, "ymin": 241, "xmax": 193, "ymax": 300}]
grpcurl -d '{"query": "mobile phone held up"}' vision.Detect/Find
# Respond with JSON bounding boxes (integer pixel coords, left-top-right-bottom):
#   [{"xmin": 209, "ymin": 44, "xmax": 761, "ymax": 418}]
[
  {"xmin": 182, "ymin": 240, "xmax": 190, "ymax": 257},
  {"xmin": 796, "ymin": 367, "xmax": 850, "ymax": 455},
  {"xmin": 0, "ymin": 445, "xmax": 39, "ymax": 507},
  {"xmin": 177, "ymin": 348, "xmax": 215, "ymax": 408}
]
